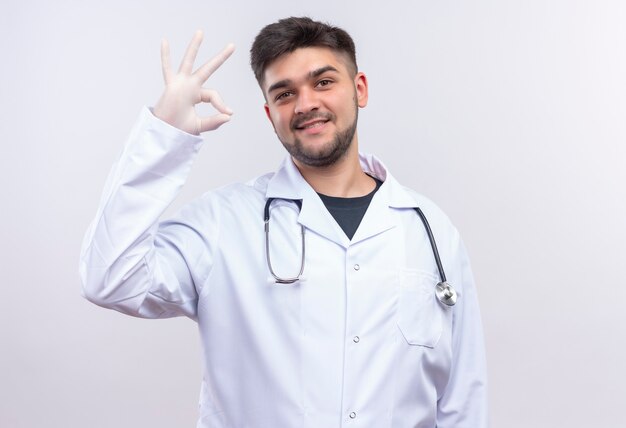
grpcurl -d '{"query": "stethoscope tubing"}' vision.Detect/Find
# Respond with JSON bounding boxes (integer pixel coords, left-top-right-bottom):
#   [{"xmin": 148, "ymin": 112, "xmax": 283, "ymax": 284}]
[
  {"xmin": 264, "ymin": 198, "xmax": 457, "ymax": 305},
  {"xmin": 413, "ymin": 207, "xmax": 447, "ymax": 284},
  {"xmin": 264, "ymin": 198, "xmax": 305, "ymax": 284}
]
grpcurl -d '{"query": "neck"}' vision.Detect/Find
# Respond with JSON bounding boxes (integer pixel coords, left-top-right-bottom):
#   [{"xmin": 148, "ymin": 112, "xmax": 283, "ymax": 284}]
[{"xmin": 293, "ymin": 141, "xmax": 375, "ymax": 197}]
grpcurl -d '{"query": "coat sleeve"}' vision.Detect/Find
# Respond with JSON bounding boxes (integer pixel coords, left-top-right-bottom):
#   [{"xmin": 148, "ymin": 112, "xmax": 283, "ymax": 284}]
[
  {"xmin": 79, "ymin": 107, "xmax": 217, "ymax": 320},
  {"xmin": 436, "ymin": 229, "xmax": 489, "ymax": 427}
]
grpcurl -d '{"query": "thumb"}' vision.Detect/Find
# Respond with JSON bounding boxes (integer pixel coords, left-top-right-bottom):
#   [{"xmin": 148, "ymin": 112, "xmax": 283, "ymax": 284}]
[{"xmin": 198, "ymin": 113, "xmax": 232, "ymax": 133}]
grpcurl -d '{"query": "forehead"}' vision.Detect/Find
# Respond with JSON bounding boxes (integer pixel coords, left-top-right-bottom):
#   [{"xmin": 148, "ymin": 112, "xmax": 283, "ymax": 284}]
[{"xmin": 263, "ymin": 47, "xmax": 351, "ymax": 91}]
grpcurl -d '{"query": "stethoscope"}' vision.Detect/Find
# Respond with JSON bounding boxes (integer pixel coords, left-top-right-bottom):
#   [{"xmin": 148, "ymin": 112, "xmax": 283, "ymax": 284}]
[{"xmin": 264, "ymin": 198, "xmax": 458, "ymax": 307}]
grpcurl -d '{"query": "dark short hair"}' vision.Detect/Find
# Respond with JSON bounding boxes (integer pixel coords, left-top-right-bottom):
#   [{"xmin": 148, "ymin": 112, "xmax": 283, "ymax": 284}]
[{"xmin": 250, "ymin": 16, "xmax": 358, "ymax": 88}]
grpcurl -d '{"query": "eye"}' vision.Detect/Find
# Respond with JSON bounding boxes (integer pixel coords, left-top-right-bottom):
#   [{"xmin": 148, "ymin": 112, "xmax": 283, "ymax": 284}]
[
  {"xmin": 316, "ymin": 79, "xmax": 333, "ymax": 88},
  {"xmin": 275, "ymin": 91, "xmax": 293, "ymax": 102}
]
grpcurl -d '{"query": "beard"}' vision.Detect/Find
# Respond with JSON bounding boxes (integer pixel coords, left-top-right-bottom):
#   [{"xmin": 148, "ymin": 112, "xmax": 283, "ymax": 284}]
[{"xmin": 279, "ymin": 99, "xmax": 358, "ymax": 168}]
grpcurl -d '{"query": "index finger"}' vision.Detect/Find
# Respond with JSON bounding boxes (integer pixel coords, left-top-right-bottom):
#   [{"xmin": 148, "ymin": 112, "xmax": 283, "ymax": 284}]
[{"xmin": 194, "ymin": 43, "xmax": 235, "ymax": 83}]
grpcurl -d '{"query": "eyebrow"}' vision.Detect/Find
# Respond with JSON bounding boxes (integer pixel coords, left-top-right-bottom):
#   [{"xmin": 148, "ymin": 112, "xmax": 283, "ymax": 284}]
[{"xmin": 266, "ymin": 65, "xmax": 340, "ymax": 94}]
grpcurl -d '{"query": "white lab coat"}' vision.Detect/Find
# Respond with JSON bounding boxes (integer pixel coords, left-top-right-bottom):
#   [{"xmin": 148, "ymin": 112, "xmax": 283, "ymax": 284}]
[{"xmin": 80, "ymin": 107, "xmax": 488, "ymax": 428}]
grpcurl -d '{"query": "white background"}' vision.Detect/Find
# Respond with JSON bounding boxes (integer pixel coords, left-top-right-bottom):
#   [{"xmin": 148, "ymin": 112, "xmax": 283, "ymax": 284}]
[{"xmin": 2, "ymin": 0, "xmax": 625, "ymax": 427}]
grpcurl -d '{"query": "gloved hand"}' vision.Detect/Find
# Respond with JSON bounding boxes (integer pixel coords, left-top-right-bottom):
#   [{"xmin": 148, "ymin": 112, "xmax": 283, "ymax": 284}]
[{"xmin": 154, "ymin": 30, "xmax": 234, "ymax": 135}]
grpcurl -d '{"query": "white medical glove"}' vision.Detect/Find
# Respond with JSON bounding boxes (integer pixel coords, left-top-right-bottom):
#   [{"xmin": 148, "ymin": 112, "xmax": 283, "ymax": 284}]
[{"xmin": 154, "ymin": 30, "xmax": 234, "ymax": 135}]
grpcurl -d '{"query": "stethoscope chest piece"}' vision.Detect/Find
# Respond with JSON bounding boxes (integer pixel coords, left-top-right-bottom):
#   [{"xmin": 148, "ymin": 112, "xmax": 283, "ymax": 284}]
[{"xmin": 436, "ymin": 282, "xmax": 457, "ymax": 307}]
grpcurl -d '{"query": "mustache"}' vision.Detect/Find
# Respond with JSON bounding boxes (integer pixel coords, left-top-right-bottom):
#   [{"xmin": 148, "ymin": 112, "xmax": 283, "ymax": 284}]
[{"xmin": 291, "ymin": 111, "xmax": 334, "ymax": 130}]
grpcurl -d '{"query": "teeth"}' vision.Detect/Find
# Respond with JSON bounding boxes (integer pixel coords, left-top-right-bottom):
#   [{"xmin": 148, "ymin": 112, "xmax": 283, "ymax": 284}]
[{"xmin": 303, "ymin": 121, "xmax": 325, "ymax": 129}]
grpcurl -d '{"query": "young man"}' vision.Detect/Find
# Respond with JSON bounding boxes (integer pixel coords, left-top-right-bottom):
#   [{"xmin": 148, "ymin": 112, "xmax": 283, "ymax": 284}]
[{"xmin": 80, "ymin": 17, "xmax": 487, "ymax": 428}]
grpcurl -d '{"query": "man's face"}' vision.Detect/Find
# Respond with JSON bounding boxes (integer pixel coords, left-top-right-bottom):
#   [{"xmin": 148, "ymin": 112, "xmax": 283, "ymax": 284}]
[{"xmin": 263, "ymin": 47, "xmax": 368, "ymax": 168}]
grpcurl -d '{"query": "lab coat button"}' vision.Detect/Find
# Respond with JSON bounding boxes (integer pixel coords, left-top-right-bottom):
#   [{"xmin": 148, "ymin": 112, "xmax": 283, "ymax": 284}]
[
  {"xmin": 353, "ymin": 264, "xmax": 360, "ymax": 271},
  {"xmin": 353, "ymin": 336, "xmax": 360, "ymax": 343},
  {"xmin": 349, "ymin": 411, "xmax": 357, "ymax": 419}
]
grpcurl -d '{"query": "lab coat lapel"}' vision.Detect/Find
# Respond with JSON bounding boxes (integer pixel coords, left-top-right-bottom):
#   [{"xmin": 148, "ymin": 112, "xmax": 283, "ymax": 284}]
[
  {"xmin": 351, "ymin": 154, "xmax": 420, "ymax": 245},
  {"xmin": 299, "ymin": 193, "xmax": 351, "ymax": 248},
  {"xmin": 266, "ymin": 156, "xmax": 350, "ymax": 248},
  {"xmin": 265, "ymin": 154, "xmax": 419, "ymax": 248},
  {"xmin": 349, "ymin": 183, "xmax": 396, "ymax": 244}
]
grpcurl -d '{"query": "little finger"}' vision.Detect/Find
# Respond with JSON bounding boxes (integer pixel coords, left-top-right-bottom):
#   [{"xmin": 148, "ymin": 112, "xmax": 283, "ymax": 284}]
[{"xmin": 160, "ymin": 38, "xmax": 173, "ymax": 83}]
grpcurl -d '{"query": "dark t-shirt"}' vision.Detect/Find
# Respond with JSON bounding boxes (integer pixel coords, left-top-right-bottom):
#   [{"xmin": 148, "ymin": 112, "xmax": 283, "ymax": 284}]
[{"xmin": 318, "ymin": 178, "xmax": 383, "ymax": 240}]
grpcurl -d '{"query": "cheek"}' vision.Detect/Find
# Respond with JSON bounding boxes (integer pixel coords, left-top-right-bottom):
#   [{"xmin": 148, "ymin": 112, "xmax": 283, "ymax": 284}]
[
  {"xmin": 333, "ymin": 90, "xmax": 357, "ymax": 112},
  {"xmin": 271, "ymin": 110, "xmax": 292, "ymax": 131}
]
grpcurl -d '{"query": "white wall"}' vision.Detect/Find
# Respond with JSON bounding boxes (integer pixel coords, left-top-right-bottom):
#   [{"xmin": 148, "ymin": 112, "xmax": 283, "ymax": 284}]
[{"xmin": 2, "ymin": 0, "xmax": 625, "ymax": 426}]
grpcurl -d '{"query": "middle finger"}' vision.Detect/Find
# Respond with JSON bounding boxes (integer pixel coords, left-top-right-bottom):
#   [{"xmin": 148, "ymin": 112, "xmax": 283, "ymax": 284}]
[{"xmin": 195, "ymin": 43, "xmax": 235, "ymax": 83}]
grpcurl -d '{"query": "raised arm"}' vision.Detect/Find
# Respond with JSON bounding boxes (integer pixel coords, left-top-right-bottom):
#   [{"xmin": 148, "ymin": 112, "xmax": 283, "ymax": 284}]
[{"xmin": 79, "ymin": 33, "xmax": 234, "ymax": 319}]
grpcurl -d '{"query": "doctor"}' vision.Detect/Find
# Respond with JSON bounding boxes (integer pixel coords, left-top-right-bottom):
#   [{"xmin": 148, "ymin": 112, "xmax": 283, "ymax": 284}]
[{"xmin": 80, "ymin": 16, "xmax": 487, "ymax": 428}]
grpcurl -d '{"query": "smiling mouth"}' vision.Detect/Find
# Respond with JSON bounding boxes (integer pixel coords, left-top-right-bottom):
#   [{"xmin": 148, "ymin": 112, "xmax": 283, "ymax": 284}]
[
  {"xmin": 292, "ymin": 112, "xmax": 333, "ymax": 131},
  {"xmin": 295, "ymin": 119, "xmax": 329, "ymax": 130}
]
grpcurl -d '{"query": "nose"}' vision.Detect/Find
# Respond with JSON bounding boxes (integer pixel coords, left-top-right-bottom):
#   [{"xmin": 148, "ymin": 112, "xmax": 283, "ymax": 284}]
[{"xmin": 294, "ymin": 88, "xmax": 320, "ymax": 114}]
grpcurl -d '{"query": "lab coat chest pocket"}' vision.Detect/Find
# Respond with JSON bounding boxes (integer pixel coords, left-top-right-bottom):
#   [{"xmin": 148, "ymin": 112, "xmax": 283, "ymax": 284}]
[{"xmin": 397, "ymin": 270, "xmax": 443, "ymax": 348}]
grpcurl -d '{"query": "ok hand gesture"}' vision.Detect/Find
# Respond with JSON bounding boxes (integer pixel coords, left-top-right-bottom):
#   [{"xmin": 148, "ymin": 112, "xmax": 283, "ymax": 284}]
[{"xmin": 154, "ymin": 31, "xmax": 234, "ymax": 135}]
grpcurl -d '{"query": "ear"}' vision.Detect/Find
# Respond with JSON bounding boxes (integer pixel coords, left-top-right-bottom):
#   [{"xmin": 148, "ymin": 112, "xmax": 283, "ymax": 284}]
[
  {"xmin": 354, "ymin": 72, "xmax": 368, "ymax": 108},
  {"xmin": 264, "ymin": 103, "xmax": 276, "ymax": 130}
]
